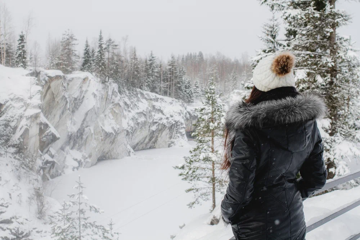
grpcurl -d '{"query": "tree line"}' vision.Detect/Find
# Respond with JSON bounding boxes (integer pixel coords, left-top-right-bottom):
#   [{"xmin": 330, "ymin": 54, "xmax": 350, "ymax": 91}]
[{"xmin": 9, "ymin": 28, "xmax": 251, "ymax": 106}]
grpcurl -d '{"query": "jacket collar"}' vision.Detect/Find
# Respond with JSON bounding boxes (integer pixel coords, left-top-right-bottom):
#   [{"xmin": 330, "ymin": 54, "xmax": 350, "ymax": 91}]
[{"xmin": 225, "ymin": 93, "xmax": 326, "ymax": 130}]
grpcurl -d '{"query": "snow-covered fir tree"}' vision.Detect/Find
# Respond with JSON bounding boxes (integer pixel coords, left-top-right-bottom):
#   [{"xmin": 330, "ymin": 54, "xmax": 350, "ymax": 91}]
[
  {"xmin": 142, "ymin": 59, "xmax": 150, "ymax": 91},
  {"xmin": 81, "ymin": 39, "xmax": 92, "ymax": 72},
  {"xmin": 158, "ymin": 62, "xmax": 165, "ymax": 95},
  {"xmin": 50, "ymin": 176, "xmax": 119, "ymax": 240},
  {"xmin": 90, "ymin": 48, "xmax": 96, "ymax": 73},
  {"xmin": 174, "ymin": 76, "xmax": 225, "ymax": 211},
  {"xmin": 50, "ymin": 201, "xmax": 75, "ymax": 239},
  {"xmin": 193, "ymin": 79, "xmax": 201, "ymax": 99},
  {"xmin": 109, "ymin": 51, "xmax": 122, "ymax": 83},
  {"xmin": 167, "ymin": 55, "xmax": 177, "ymax": 98},
  {"xmin": 15, "ymin": 32, "xmax": 27, "ymax": 69},
  {"xmin": 28, "ymin": 51, "xmax": 33, "ymax": 68},
  {"xmin": 175, "ymin": 66, "xmax": 187, "ymax": 101},
  {"xmin": 95, "ymin": 31, "xmax": 107, "ymax": 81},
  {"xmin": 161, "ymin": 65, "xmax": 169, "ymax": 96},
  {"xmin": 146, "ymin": 52, "xmax": 160, "ymax": 94},
  {"xmin": 0, "ymin": 199, "xmax": 33, "ymax": 239},
  {"xmin": 105, "ymin": 37, "xmax": 118, "ymax": 81},
  {"xmin": 207, "ymin": 65, "xmax": 220, "ymax": 90},
  {"xmin": 183, "ymin": 77, "xmax": 194, "ymax": 103},
  {"xmin": 56, "ymin": 29, "xmax": 79, "ymax": 74},
  {"xmin": 260, "ymin": 0, "xmax": 360, "ymax": 178},
  {"xmin": 143, "ymin": 58, "xmax": 151, "ymax": 91},
  {"xmin": 252, "ymin": 12, "xmax": 284, "ymax": 68},
  {"xmin": 129, "ymin": 48, "xmax": 141, "ymax": 89}
]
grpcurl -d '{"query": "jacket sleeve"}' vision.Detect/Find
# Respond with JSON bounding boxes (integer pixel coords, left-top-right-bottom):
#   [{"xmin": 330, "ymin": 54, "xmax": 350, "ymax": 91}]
[
  {"xmin": 221, "ymin": 129, "xmax": 257, "ymax": 224},
  {"xmin": 297, "ymin": 121, "xmax": 327, "ymax": 200}
]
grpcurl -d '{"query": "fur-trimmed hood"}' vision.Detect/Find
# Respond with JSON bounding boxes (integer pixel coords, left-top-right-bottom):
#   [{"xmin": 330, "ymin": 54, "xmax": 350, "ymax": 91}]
[{"xmin": 225, "ymin": 93, "xmax": 326, "ymax": 131}]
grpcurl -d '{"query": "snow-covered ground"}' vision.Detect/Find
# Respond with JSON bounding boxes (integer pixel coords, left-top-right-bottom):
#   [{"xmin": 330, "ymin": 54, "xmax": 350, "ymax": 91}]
[
  {"xmin": 49, "ymin": 140, "xmax": 360, "ymax": 240},
  {"xmin": 50, "ymin": 140, "xmax": 218, "ymax": 240}
]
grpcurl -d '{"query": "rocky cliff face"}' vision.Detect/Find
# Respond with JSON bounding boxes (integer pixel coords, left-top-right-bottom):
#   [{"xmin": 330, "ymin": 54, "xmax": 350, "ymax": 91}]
[
  {"xmin": 0, "ymin": 67, "xmax": 60, "ymax": 174},
  {"xmin": 40, "ymin": 71, "xmax": 130, "ymax": 172},
  {"xmin": 0, "ymin": 66, "xmax": 196, "ymax": 177}
]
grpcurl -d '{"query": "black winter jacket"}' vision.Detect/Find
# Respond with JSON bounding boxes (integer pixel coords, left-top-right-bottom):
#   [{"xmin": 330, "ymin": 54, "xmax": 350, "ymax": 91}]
[{"xmin": 221, "ymin": 90, "xmax": 327, "ymax": 240}]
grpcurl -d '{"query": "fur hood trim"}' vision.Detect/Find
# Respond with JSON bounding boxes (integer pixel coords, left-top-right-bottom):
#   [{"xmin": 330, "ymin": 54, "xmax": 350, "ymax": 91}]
[{"xmin": 225, "ymin": 93, "xmax": 326, "ymax": 131}]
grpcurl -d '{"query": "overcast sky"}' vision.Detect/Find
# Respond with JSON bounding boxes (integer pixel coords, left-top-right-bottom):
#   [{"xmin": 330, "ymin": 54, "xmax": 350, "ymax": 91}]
[{"xmin": 4, "ymin": 0, "xmax": 360, "ymax": 60}]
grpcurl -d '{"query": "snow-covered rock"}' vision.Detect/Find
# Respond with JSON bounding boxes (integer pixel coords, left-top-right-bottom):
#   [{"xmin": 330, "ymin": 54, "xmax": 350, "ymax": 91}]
[
  {"xmin": 1, "ymin": 65, "xmax": 196, "ymax": 176},
  {"xmin": 123, "ymin": 89, "xmax": 190, "ymax": 150},
  {"xmin": 0, "ymin": 66, "xmax": 60, "ymax": 161},
  {"xmin": 40, "ymin": 71, "xmax": 129, "ymax": 170},
  {"xmin": 39, "ymin": 70, "xmax": 193, "ymax": 172}
]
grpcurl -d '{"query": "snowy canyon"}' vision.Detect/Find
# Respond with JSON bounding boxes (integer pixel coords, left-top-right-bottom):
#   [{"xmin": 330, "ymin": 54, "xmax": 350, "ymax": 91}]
[{"xmin": 0, "ymin": 65, "xmax": 197, "ymax": 178}]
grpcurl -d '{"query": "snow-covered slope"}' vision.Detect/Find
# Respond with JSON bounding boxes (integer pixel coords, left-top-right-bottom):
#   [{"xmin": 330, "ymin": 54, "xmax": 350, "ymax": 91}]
[
  {"xmin": 0, "ymin": 155, "xmax": 58, "ymax": 239},
  {"xmin": 50, "ymin": 140, "xmax": 212, "ymax": 240}
]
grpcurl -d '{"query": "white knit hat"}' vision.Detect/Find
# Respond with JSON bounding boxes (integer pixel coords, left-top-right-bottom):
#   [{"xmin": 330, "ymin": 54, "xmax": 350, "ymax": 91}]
[{"xmin": 252, "ymin": 52, "xmax": 296, "ymax": 92}]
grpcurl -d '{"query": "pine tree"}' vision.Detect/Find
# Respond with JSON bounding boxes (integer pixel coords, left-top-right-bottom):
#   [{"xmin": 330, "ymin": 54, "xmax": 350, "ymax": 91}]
[
  {"xmin": 183, "ymin": 77, "xmax": 194, "ymax": 103},
  {"xmin": 129, "ymin": 48, "xmax": 141, "ymax": 88},
  {"xmin": 15, "ymin": 32, "xmax": 27, "ymax": 68},
  {"xmin": 260, "ymin": 0, "xmax": 360, "ymax": 179},
  {"xmin": 0, "ymin": 199, "xmax": 33, "ymax": 239},
  {"xmin": 175, "ymin": 67, "xmax": 187, "ymax": 100},
  {"xmin": 174, "ymin": 77, "xmax": 225, "ymax": 210},
  {"xmin": 167, "ymin": 55, "xmax": 177, "ymax": 97},
  {"xmin": 141, "ymin": 59, "xmax": 149, "ymax": 91},
  {"xmin": 90, "ymin": 48, "xmax": 96, "ymax": 73},
  {"xmin": 50, "ymin": 201, "xmax": 76, "ymax": 239},
  {"xmin": 146, "ymin": 52, "xmax": 160, "ymax": 93},
  {"xmin": 56, "ymin": 29, "xmax": 79, "ymax": 74},
  {"xmin": 162, "ymin": 67, "xmax": 170, "ymax": 96},
  {"xmin": 252, "ymin": 12, "xmax": 284, "ymax": 68},
  {"xmin": 50, "ymin": 176, "xmax": 119, "ymax": 240},
  {"xmin": 105, "ymin": 37, "xmax": 118, "ymax": 81},
  {"xmin": 95, "ymin": 31, "xmax": 106, "ymax": 81},
  {"xmin": 81, "ymin": 39, "xmax": 92, "ymax": 72},
  {"xmin": 159, "ymin": 62, "xmax": 165, "ymax": 95},
  {"xmin": 109, "ymin": 51, "xmax": 122, "ymax": 82},
  {"xmin": 101, "ymin": 220, "xmax": 120, "ymax": 240},
  {"xmin": 193, "ymin": 79, "xmax": 201, "ymax": 99}
]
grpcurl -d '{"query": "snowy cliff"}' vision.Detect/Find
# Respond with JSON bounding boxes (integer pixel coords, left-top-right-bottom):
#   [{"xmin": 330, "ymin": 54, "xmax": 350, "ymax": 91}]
[
  {"xmin": 0, "ymin": 66, "xmax": 60, "ymax": 166},
  {"xmin": 0, "ymin": 65, "xmax": 198, "ymax": 238},
  {"xmin": 0, "ymin": 65, "xmax": 195, "ymax": 176}
]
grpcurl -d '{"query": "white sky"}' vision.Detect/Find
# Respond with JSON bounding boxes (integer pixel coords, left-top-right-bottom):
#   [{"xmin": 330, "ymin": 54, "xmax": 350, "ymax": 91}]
[{"xmin": 4, "ymin": 0, "xmax": 360, "ymax": 60}]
